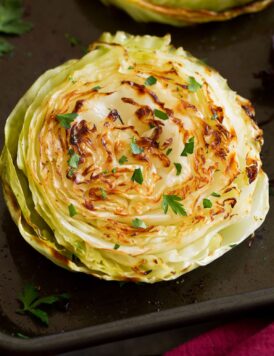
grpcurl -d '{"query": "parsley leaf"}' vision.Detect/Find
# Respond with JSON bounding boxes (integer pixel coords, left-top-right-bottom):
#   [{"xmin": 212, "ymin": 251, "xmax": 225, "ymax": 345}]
[
  {"xmin": 0, "ymin": 37, "xmax": 13, "ymax": 57},
  {"xmin": 68, "ymin": 203, "xmax": 77, "ymax": 217},
  {"xmin": 17, "ymin": 284, "xmax": 69, "ymax": 326},
  {"xmin": 128, "ymin": 66, "xmax": 134, "ymax": 70},
  {"xmin": 211, "ymin": 192, "xmax": 221, "ymax": 197},
  {"xmin": 211, "ymin": 112, "xmax": 218, "ymax": 120},
  {"xmin": 56, "ymin": 112, "xmax": 78, "ymax": 129},
  {"xmin": 15, "ymin": 332, "xmax": 29, "ymax": 339},
  {"xmin": 181, "ymin": 137, "xmax": 194, "ymax": 157},
  {"xmin": 132, "ymin": 218, "xmax": 147, "ymax": 229},
  {"xmin": 92, "ymin": 85, "xmax": 101, "ymax": 91},
  {"xmin": 166, "ymin": 148, "xmax": 172, "ymax": 156},
  {"xmin": 174, "ymin": 163, "xmax": 182, "ymax": 176},
  {"xmin": 131, "ymin": 168, "xmax": 143, "ymax": 185},
  {"xmin": 114, "ymin": 243, "xmax": 120, "ymax": 250},
  {"xmin": 162, "ymin": 195, "xmax": 187, "ymax": 216},
  {"xmin": 203, "ymin": 198, "xmax": 212, "ymax": 208},
  {"xmin": 144, "ymin": 75, "xmax": 157, "ymax": 86},
  {"xmin": 0, "ymin": 0, "xmax": 33, "ymax": 35},
  {"xmin": 188, "ymin": 76, "xmax": 202, "ymax": 92},
  {"xmin": 68, "ymin": 151, "xmax": 80, "ymax": 169},
  {"xmin": 119, "ymin": 155, "xmax": 128, "ymax": 164},
  {"xmin": 130, "ymin": 137, "xmax": 144, "ymax": 155},
  {"xmin": 112, "ymin": 167, "xmax": 117, "ymax": 173},
  {"xmin": 100, "ymin": 188, "xmax": 107, "ymax": 199},
  {"xmin": 154, "ymin": 109, "xmax": 169, "ymax": 120},
  {"xmin": 65, "ymin": 33, "xmax": 81, "ymax": 47}
]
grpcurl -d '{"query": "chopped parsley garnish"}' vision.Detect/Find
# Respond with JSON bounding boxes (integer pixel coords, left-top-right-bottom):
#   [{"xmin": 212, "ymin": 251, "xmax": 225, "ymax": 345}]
[
  {"xmin": 131, "ymin": 168, "xmax": 143, "ymax": 185},
  {"xmin": 65, "ymin": 33, "xmax": 81, "ymax": 47},
  {"xmin": 166, "ymin": 148, "xmax": 172, "ymax": 156},
  {"xmin": 128, "ymin": 66, "xmax": 134, "ymax": 70},
  {"xmin": 102, "ymin": 169, "xmax": 109, "ymax": 174},
  {"xmin": 132, "ymin": 218, "xmax": 147, "ymax": 229},
  {"xmin": 0, "ymin": 0, "xmax": 33, "ymax": 35},
  {"xmin": 68, "ymin": 151, "xmax": 80, "ymax": 168},
  {"xmin": 92, "ymin": 85, "xmax": 101, "ymax": 91},
  {"xmin": 100, "ymin": 188, "xmax": 107, "ymax": 199},
  {"xmin": 130, "ymin": 137, "xmax": 144, "ymax": 155},
  {"xmin": 144, "ymin": 75, "xmax": 157, "ymax": 86},
  {"xmin": 17, "ymin": 284, "xmax": 69, "ymax": 326},
  {"xmin": 211, "ymin": 192, "xmax": 221, "ymax": 197},
  {"xmin": 119, "ymin": 155, "xmax": 128, "ymax": 164},
  {"xmin": 68, "ymin": 168, "xmax": 75, "ymax": 177},
  {"xmin": 15, "ymin": 332, "xmax": 29, "ymax": 339},
  {"xmin": 149, "ymin": 123, "xmax": 156, "ymax": 129},
  {"xmin": 188, "ymin": 76, "xmax": 202, "ymax": 92},
  {"xmin": 181, "ymin": 137, "xmax": 194, "ymax": 156},
  {"xmin": 112, "ymin": 167, "xmax": 117, "ymax": 173},
  {"xmin": 154, "ymin": 109, "xmax": 169, "ymax": 120},
  {"xmin": 0, "ymin": 38, "xmax": 13, "ymax": 57},
  {"xmin": 211, "ymin": 112, "xmax": 218, "ymax": 120},
  {"xmin": 162, "ymin": 195, "xmax": 187, "ymax": 216},
  {"xmin": 68, "ymin": 203, "xmax": 77, "ymax": 217},
  {"xmin": 203, "ymin": 198, "xmax": 212, "ymax": 209},
  {"xmin": 0, "ymin": 0, "xmax": 33, "ymax": 57},
  {"xmin": 56, "ymin": 112, "xmax": 78, "ymax": 129},
  {"xmin": 174, "ymin": 163, "xmax": 182, "ymax": 176},
  {"xmin": 114, "ymin": 243, "xmax": 120, "ymax": 250}
]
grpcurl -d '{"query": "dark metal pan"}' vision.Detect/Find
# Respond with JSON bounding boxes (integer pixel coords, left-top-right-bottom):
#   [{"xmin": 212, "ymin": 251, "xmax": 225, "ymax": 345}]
[{"xmin": 0, "ymin": 0, "xmax": 273, "ymax": 354}]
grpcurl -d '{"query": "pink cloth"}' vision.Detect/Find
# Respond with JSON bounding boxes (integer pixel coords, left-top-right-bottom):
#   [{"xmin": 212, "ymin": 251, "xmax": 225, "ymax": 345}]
[{"xmin": 165, "ymin": 320, "xmax": 274, "ymax": 356}]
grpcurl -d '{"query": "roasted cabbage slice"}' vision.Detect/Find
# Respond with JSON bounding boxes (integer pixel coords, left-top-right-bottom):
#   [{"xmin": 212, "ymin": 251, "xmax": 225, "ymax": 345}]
[
  {"xmin": 0, "ymin": 32, "xmax": 269, "ymax": 283},
  {"xmin": 101, "ymin": 0, "xmax": 272, "ymax": 26}
]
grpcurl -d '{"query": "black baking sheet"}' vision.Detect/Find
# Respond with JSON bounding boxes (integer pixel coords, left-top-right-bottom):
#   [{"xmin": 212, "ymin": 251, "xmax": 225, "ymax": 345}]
[{"xmin": 0, "ymin": 0, "xmax": 273, "ymax": 354}]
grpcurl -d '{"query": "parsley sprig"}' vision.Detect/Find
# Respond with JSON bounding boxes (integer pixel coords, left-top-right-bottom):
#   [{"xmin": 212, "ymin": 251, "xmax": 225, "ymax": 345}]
[
  {"xmin": 0, "ymin": 0, "xmax": 33, "ymax": 57},
  {"xmin": 131, "ymin": 168, "xmax": 143, "ymax": 185},
  {"xmin": 162, "ymin": 195, "xmax": 187, "ymax": 216},
  {"xmin": 132, "ymin": 218, "xmax": 147, "ymax": 229},
  {"xmin": 131, "ymin": 137, "xmax": 144, "ymax": 155},
  {"xmin": 188, "ymin": 76, "xmax": 202, "ymax": 92},
  {"xmin": 17, "ymin": 284, "xmax": 69, "ymax": 326},
  {"xmin": 56, "ymin": 112, "xmax": 78, "ymax": 129},
  {"xmin": 181, "ymin": 137, "xmax": 194, "ymax": 157}
]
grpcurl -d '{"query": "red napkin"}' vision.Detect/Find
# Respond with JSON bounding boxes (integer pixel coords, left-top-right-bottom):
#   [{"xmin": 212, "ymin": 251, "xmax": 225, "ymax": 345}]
[{"xmin": 165, "ymin": 319, "xmax": 274, "ymax": 356}]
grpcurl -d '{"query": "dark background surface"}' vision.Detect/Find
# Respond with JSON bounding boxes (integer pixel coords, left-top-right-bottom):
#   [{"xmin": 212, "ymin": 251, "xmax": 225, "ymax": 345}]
[{"xmin": 0, "ymin": 0, "xmax": 273, "ymax": 354}]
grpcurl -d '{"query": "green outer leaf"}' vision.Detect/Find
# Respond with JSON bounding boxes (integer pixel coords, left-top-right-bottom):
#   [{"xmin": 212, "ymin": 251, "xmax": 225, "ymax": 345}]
[
  {"xmin": 188, "ymin": 76, "xmax": 202, "ymax": 92},
  {"xmin": 0, "ymin": 0, "xmax": 33, "ymax": 35},
  {"xmin": 132, "ymin": 218, "xmax": 147, "ymax": 229},
  {"xmin": 131, "ymin": 168, "xmax": 143, "ymax": 184},
  {"xmin": 154, "ymin": 109, "xmax": 168, "ymax": 120}
]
